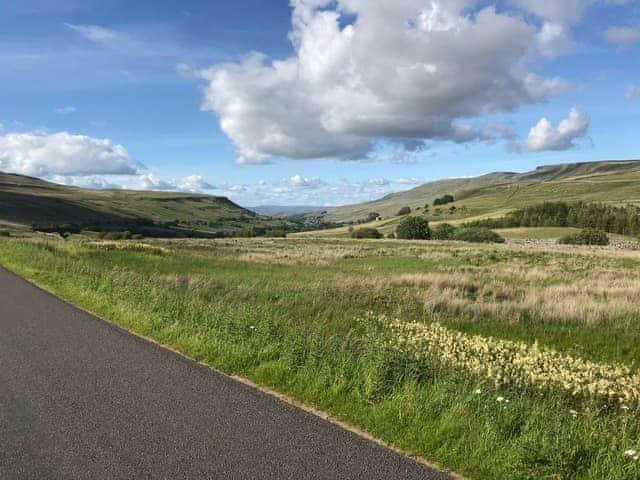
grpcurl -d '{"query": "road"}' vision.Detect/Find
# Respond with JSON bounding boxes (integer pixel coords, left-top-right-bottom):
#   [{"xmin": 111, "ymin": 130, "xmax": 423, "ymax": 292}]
[{"xmin": 0, "ymin": 267, "xmax": 452, "ymax": 480}]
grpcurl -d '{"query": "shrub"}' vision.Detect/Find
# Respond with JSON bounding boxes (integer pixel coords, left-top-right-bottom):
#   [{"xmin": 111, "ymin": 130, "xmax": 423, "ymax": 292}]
[
  {"xmin": 397, "ymin": 206, "xmax": 412, "ymax": 216},
  {"xmin": 351, "ymin": 227, "xmax": 383, "ymax": 239},
  {"xmin": 433, "ymin": 194, "xmax": 455, "ymax": 206},
  {"xmin": 234, "ymin": 227, "xmax": 264, "ymax": 238},
  {"xmin": 396, "ymin": 217, "xmax": 431, "ymax": 240},
  {"xmin": 264, "ymin": 229, "xmax": 287, "ymax": 238},
  {"xmin": 0, "ymin": 229, "xmax": 10, "ymax": 237},
  {"xmin": 432, "ymin": 223, "xmax": 456, "ymax": 240},
  {"xmin": 452, "ymin": 227, "xmax": 505, "ymax": 244},
  {"xmin": 558, "ymin": 229, "xmax": 609, "ymax": 246},
  {"xmin": 366, "ymin": 212, "xmax": 381, "ymax": 222}
]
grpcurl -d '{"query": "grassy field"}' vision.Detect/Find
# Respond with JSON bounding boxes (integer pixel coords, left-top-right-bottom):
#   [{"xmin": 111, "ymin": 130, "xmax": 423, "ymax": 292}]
[{"xmin": 2, "ymin": 236, "xmax": 640, "ymax": 479}]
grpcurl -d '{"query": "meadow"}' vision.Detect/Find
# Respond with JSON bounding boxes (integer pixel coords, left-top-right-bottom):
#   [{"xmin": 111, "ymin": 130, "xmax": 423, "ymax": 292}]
[{"xmin": 1, "ymin": 235, "xmax": 640, "ymax": 479}]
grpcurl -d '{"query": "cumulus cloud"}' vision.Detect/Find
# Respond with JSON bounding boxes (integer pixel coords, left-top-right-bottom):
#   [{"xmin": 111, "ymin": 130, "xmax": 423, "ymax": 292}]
[
  {"xmin": 65, "ymin": 23, "xmax": 120, "ymax": 43},
  {"xmin": 525, "ymin": 108, "xmax": 590, "ymax": 152},
  {"xmin": 174, "ymin": 175, "xmax": 215, "ymax": 192},
  {"xmin": 48, "ymin": 173, "xmax": 215, "ymax": 194},
  {"xmin": 536, "ymin": 22, "xmax": 574, "ymax": 57},
  {"xmin": 0, "ymin": 131, "xmax": 141, "ymax": 177},
  {"xmin": 627, "ymin": 84, "xmax": 640, "ymax": 99},
  {"xmin": 283, "ymin": 175, "xmax": 326, "ymax": 189},
  {"xmin": 198, "ymin": 0, "xmax": 575, "ymax": 164},
  {"xmin": 604, "ymin": 26, "xmax": 640, "ymax": 47},
  {"xmin": 507, "ymin": 0, "xmax": 632, "ymax": 24}
]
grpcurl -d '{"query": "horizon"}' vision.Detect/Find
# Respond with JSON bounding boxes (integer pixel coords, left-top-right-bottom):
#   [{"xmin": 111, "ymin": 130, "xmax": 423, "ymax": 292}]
[
  {"xmin": 1, "ymin": 1, "xmax": 639, "ymax": 206},
  {"xmin": 4, "ymin": 156, "xmax": 640, "ymax": 209}
]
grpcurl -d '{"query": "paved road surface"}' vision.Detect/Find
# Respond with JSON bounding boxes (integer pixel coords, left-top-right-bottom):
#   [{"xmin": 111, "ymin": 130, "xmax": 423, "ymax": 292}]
[{"xmin": 0, "ymin": 267, "xmax": 452, "ymax": 480}]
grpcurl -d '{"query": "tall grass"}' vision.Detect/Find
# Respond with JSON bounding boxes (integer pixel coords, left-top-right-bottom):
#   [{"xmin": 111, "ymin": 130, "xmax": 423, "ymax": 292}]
[{"xmin": 1, "ymin": 237, "xmax": 640, "ymax": 479}]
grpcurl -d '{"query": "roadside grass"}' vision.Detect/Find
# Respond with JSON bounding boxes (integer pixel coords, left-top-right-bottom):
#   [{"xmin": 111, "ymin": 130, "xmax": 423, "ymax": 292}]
[{"xmin": 1, "ymin": 237, "xmax": 640, "ymax": 479}]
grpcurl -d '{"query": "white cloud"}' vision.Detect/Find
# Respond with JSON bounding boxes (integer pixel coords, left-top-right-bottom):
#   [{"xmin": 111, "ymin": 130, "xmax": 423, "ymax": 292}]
[
  {"xmin": 604, "ymin": 26, "xmax": 640, "ymax": 47},
  {"xmin": 0, "ymin": 131, "xmax": 140, "ymax": 177},
  {"xmin": 49, "ymin": 172, "xmax": 215, "ymax": 194},
  {"xmin": 48, "ymin": 175, "xmax": 122, "ymax": 190},
  {"xmin": 525, "ymin": 108, "xmax": 590, "ymax": 152},
  {"xmin": 199, "ymin": 1, "xmax": 573, "ymax": 164},
  {"xmin": 284, "ymin": 175, "xmax": 326, "ymax": 189},
  {"xmin": 175, "ymin": 175, "xmax": 215, "ymax": 192},
  {"xmin": 536, "ymin": 22, "xmax": 574, "ymax": 57},
  {"xmin": 627, "ymin": 84, "xmax": 640, "ymax": 99},
  {"xmin": 507, "ymin": 0, "xmax": 632, "ymax": 24},
  {"xmin": 393, "ymin": 177, "xmax": 422, "ymax": 185},
  {"xmin": 55, "ymin": 106, "xmax": 76, "ymax": 115},
  {"xmin": 65, "ymin": 23, "xmax": 120, "ymax": 43},
  {"xmin": 119, "ymin": 173, "xmax": 215, "ymax": 192}
]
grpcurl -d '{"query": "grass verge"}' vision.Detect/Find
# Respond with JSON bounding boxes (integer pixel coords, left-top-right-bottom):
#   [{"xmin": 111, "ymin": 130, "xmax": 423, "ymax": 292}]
[{"xmin": 1, "ymin": 237, "xmax": 639, "ymax": 479}]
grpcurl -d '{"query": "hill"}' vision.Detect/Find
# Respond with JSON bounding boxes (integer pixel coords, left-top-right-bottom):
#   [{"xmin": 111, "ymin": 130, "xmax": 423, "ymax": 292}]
[
  {"xmin": 291, "ymin": 160, "xmax": 640, "ymax": 238},
  {"xmin": 317, "ymin": 160, "xmax": 640, "ymax": 224},
  {"xmin": 0, "ymin": 172, "xmax": 285, "ymax": 237}
]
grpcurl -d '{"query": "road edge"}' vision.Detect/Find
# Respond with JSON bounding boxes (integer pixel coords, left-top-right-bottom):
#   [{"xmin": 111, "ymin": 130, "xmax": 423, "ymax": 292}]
[{"xmin": 0, "ymin": 263, "xmax": 469, "ymax": 480}]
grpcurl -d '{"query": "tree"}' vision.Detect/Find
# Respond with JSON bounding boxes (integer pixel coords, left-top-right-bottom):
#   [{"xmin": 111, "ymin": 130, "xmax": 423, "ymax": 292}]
[
  {"xmin": 432, "ymin": 223, "xmax": 456, "ymax": 240},
  {"xmin": 396, "ymin": 217, "xmax": 431, "ymax": 240},
  {"xmin": 434, "ymin": 194, "xmax": 455, "ymax": 206},
  {"xmin": 366, "ymin": 212, "xmax": 381, "ymax": 222},
  {"xmin": 452, "ymin": 227, "xmax": 505, "ymax": 244},
  {"xmin": 397, "ymin": 206, "xmax": 412, "ymax": 216},
  {"xmin": 352, "ymin": 227, "xmax": 383, "ymax": 239},
  {"xmin": 558, "ymin": 229, "xmax": 609, "ymax": 246}
]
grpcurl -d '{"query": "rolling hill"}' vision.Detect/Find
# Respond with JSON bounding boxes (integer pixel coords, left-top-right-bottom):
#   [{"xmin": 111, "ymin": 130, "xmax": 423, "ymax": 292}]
[
  {"xmin": 317, "ymin": 160, "xmax": 640, "ymax": 223},
  {"xmin": 292, "ymin": 160, "xmax": 640, "ymax": 237},
  {"xmin": 0, "ymin": 172, "xmax": 285, "ymax": 237}
]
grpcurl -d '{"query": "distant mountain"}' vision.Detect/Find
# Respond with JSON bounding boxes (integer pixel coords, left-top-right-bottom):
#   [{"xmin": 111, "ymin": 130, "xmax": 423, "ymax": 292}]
[
  {"xmin": 0, "ymin": 172, "xmax": 285, "ymax": 237},
  {"xmin": 249, "ymin": 205, "xmax": 327, "ymax": 216},
  {"xmin": 313, "ymin": 160, "xmax": 640, "ymax": 224}
]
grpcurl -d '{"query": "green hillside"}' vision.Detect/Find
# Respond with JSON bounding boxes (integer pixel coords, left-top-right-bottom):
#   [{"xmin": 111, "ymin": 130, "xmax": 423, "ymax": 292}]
[
  {"xmin": 0, "ymin": 172, "xmax": 284, "ymax": 237},
  {"xmin": 317, "ymin": 160, "xmax": 640, "ymax": 224}
]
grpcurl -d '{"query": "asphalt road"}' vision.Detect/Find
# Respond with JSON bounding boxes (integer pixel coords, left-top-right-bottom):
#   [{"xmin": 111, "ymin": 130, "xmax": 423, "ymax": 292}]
[{"xmin": 0, "ymin": 267, "xmax": 452, "ymax": 480}]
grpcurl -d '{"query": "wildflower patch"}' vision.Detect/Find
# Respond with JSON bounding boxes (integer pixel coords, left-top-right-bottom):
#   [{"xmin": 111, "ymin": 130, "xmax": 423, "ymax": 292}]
[{"xmin": 387, "ymin": 318, "xmax": 640, "ymax": 405}]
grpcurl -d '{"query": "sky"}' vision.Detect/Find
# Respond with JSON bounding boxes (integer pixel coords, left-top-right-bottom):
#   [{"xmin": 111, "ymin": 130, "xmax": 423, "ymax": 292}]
[{"xmin": 0, "ymin": 0, "xmax": 639, "ymax": 207}]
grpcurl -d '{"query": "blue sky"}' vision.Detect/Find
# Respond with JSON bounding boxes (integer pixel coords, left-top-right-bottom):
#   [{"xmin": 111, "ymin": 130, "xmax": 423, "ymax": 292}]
[{"xmin": 0, "ymin": 0, "xmax": 639, "ymax": 206}]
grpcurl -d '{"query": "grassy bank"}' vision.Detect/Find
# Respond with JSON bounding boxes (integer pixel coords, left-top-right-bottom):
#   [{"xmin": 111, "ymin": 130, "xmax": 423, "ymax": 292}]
[{"xmin": 1, "ymin": 237, "xmax": 639, "ymax": 479}]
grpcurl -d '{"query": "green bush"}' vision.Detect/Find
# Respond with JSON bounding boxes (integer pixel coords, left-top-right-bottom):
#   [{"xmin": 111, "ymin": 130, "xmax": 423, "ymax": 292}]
[
  {"xmin": 0, "ymin": 229, "xmax": 10, "ymax": 237},
  {"xmin": 396, "ymin": 206, "xmax": 412, "ymax": 216},
  {"xmin": 351, "ymin": 228, "xmax": 383, "ymax": 239},
  {"xmin": 559, "ymin": 229, "xmax": 609, "ymax": 246},
  {"xmin": 264, "ymin": 229, "xmax": 287, "ymax": 238},
  {"xmin": 396, "ymin": 217, "xmax": 430, "ymax": 240},
  {"xmin": 432, "ymin": 223, "xmax": 456, "ymax": 240},
  {"xmin": 433, "ymin": 194, "xmax": 455, "ymax": 206},
  {"xmin": 452, "ymin": 227, "xmax": 505, "ymax": 244}
]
